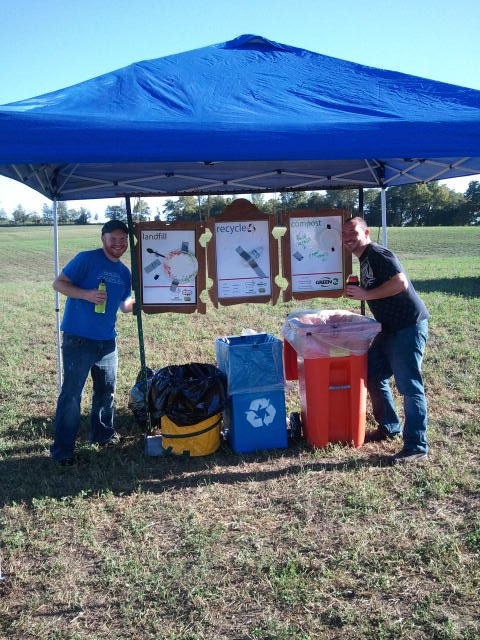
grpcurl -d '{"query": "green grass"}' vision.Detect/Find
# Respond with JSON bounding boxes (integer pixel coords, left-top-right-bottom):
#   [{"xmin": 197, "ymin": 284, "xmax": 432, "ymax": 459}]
[{"xmin": 0, "ymin": 225, "xmax": 479, "ymax": 639}]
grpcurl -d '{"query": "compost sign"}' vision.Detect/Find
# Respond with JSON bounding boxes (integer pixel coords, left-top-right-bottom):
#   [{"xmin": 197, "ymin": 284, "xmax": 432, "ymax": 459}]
[{"xmin": 281, "ymin": 210, "xmax": 350, "ymax": 302}]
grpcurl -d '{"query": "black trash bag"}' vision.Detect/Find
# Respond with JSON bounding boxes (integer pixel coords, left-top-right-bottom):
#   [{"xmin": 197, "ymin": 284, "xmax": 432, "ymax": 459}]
[
  {"xmin": 149, "ymin": 362, "xmax": 228, "ymax": 427},
  {"xmin": 128, "ymin": 367, "xmax": 155, "ymax": 428}
]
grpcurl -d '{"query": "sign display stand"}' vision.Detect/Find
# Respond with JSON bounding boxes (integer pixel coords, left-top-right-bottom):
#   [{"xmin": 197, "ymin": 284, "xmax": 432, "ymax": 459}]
[
  {"xmin": 281, "ymin": 209, "xmax": 352, "ymax": 302},
  {"xmin": 206, "ymin": 199, "xmax": 280, "ymax": 307},
  {"xmin": 135, "ymin": 221, "xmax": 207, "ymax": 314}
]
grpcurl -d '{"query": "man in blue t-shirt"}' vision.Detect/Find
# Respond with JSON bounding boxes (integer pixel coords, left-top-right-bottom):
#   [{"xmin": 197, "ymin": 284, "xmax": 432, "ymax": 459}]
[
  {"xmin": 50, "ymin": 220, "xmax": 134, "ymax": 465},
  {"xmin": 342, "ymin": 217, "xmax": 429, "ymax": 464}
]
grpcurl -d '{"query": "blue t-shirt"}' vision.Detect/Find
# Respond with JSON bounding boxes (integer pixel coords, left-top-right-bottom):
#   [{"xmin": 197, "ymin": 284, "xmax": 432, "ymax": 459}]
[{"xmin": 60, "ymin": 248, "xmax": 132, "ymax": 340}]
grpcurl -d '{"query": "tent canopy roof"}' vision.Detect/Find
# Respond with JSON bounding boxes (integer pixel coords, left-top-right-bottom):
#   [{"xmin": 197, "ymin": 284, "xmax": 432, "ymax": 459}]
[{"xmin": 1, "ymin": 34, "xmax": 480, "ymax": 201}]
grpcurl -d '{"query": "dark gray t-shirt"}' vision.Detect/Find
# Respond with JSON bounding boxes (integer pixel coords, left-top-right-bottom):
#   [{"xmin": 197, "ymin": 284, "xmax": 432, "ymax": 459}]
[{"xmin": 360, "ymin": 243, "xmax": 429, "ymax": 332}]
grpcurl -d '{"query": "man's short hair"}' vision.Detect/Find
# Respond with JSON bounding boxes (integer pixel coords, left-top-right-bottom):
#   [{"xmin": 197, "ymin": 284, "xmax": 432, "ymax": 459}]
[
  {"xmin": 343, "ymin": 216, "xmax": 367, "ymax": 230},
  {"xmin": 101, "ymin": 220, "xmax": 129, "ymax": 235}
]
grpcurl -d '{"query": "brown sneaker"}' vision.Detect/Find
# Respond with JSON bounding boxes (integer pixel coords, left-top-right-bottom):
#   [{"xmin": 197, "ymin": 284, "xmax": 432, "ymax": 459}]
[
  {"xmin": 391, "ymin": 450, "xmax": 428, "ymax": 464},
  {"xmin": 365, "ymin": 427, "xmax": 401, "ymax": 443},
  {"xmin": 98, "ymin": 432, "xmax": 122, "ymax": 447}
]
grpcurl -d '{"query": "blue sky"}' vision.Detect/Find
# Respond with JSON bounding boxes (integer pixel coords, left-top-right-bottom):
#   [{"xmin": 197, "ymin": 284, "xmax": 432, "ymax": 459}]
[{"xmin": 1, "ymin": 0, "xmax": 479, "ymax": 218}]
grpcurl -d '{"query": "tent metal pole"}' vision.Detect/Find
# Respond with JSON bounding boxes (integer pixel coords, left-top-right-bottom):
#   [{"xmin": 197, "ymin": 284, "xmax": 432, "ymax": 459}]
[
  {"xmin": 125, "ymin": 197, "xmax": 151, "ymax": 433},
  {"xmin": 358, "ymin": 187, "xmax": 366, "ymax": 316},
  {"xmin": 53, "ymin": 198, "xmax": 63, "ymax": 391},
  {"xmin": 381, "ymin": 187, "xmax": 387, "ymax": 247}
]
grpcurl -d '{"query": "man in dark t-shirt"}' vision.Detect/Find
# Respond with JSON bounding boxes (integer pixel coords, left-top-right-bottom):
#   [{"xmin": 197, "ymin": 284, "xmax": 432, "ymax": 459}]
[{"xmin": 342, "ymin": 217, "xmax": 429, "ymax": 464}]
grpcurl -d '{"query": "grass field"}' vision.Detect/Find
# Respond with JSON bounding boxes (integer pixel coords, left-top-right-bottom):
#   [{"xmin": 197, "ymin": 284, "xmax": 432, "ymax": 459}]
[{"xmin": 0, "ymin": 224, "xmax": 479, "ymax": 640}]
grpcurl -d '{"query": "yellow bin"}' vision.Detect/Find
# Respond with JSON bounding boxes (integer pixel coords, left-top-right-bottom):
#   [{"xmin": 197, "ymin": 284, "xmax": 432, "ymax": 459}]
[{"xmin": 161, "ymin": 413, "xmax": 222, "ymax": 457}]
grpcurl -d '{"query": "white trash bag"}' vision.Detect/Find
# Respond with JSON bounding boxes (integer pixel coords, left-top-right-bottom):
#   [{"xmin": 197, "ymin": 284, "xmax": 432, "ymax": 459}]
[{"xmin": 282, "ymin": 309, "xmax": 381, "ymax": 359}]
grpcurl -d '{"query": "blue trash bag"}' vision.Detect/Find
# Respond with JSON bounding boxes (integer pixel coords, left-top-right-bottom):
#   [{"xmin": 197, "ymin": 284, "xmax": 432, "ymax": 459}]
[{"xmin": 215, "ymin": 333, "xmax": 285, "ymax": 395}]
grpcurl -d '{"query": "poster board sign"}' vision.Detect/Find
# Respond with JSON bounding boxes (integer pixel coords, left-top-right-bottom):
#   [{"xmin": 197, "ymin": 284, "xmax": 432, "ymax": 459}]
[
  {"xmin": 206, "ymin": 199, "xmax": 280, "ymax": 307},
  {"xmin": 281, "ymin": 209, "xmax": 352, "ymax": 301},
  {"xmin": 135, "ymin": 222, "xmax": 206, "ymax": 314}
]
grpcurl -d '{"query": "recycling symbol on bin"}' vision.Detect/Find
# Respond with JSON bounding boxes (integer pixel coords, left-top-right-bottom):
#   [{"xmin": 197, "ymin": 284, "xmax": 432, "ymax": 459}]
[{"xmin": 245, "ymin": 397, "xmax": 276, "ymax": 428}]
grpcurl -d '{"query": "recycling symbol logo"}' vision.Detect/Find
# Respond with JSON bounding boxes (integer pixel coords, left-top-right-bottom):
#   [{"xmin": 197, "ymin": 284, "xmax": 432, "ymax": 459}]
[{"xmin": 245, "ymin": 397, "xmax": 276, "ymax": 428}]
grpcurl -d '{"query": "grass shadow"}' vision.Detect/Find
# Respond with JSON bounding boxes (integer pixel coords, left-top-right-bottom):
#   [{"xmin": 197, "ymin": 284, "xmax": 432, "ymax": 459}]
[
  {"xmin": 413, "ymin": 276, "xmax": 480, "ymax": 297},
  {"xmin": 0, "ymin": 415, "xmax": 393, "ymax": 508}
]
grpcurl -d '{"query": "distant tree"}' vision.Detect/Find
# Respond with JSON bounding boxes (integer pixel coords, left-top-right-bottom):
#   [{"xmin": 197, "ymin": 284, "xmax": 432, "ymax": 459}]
[
  {"xmin": 259, "ymin": 197, "xmax": 276, "ymax": 216},
  {"xmin": 0, "ymin": 207, "xmax": 9, "ymax": 224},
  {"xmin": 424, "ymin": 183, "xmax": 466, "ymax": 225},
  {"xmin": 306, "ymin": 192, "xmax": 329, "ymax": 210},
  {"xmin": 278, "ymin": 189, "xmax": 359, "ymax": 214},
  {"xmin": 104, "ymin": 203, "xmax": 127, "ymax": 222},
  {"xmin": 42, "ymin": 203, "xmax": 54, "ymax": 225},
  {"xmin": 30, "ymin": 211, "xmax": 42, "ymax": 225},
  {"xmin": 133, "ymin": 198, "xmax": 151, "ymax": 222},
  {"xmin": 12, "ymin": 204, "xmax": 28, "ymax": 225},
  {"xmin": 41, "ymin": 202, "xmax": 71, "ymax": 224},
  {"xmin": 74, "ymin": 207, "xmax": 92, "ymax": 225},
  {"xmin": 464, "ymin": 181, "xmax": 480, "ymax": 225},
  {"xmin": 364, "ymin": 182, "xmax": 468, "ymax": 227},
  {"xmin": 250, "ymin": 193, "xmax": 266, "ymax": 210},
  {"xmin": 203, "ymin": 195, "xmax": 234, "ymax": 217},
  {"xmin": 163, "ymin": 196, "xmax": 198, "ymax": 222},
  {"xmin": 325, "ymin": 189, "xmax": 359, "ymax": 213},
  {"xmin": 281, "ymin": 191, "xmax": 309, "ymax": 212},
  {"xmin": 161, "ymin": 195, "xmax": 238, "ymax": 222},
  {"xmin": 364, "ymin": 189, "xmax": 381, "ymax": 226},
  {"xmin": 57, "ymin": 202, "xmax": 70, "ymax": 224}
]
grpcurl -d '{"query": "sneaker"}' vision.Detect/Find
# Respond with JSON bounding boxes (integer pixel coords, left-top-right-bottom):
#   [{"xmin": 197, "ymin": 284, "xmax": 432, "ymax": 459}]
[
  {"xmin": 365, "ymin": 427, "xmax": 401, "ymax": 443},
  {"xmin": 98, "ymin": 432, "xmax": 122, "ymax": 448},
  {"xmin": 391, "ymin": 450, "xmax": 428, "ymax": 465}
]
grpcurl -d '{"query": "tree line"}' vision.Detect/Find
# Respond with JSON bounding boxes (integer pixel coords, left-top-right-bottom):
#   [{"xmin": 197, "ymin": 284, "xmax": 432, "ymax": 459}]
[{"xmin": 1, "ymin": 181, "xmax": 479, "ymax": 226}]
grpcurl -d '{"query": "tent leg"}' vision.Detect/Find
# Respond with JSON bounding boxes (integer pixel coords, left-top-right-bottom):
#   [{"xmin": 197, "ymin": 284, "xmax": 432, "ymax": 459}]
[
  {"xmin": 381, "ymin": 187, "xmax": 387, "ymax": 247},
  {"xmin": 53, "ymin": 198, "xmax": 63, "ymax": 392},
  {"xmin": 358, "ymin": 187, "xmax": 366, "ymax": 317},
  {"xmin": 125, "ymin": 197, "xmax": 151, "ymax": 433}
]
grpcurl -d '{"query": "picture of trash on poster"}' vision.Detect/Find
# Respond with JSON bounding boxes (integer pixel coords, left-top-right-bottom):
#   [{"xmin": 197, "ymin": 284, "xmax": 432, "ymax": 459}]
[
  {"xmin": 214, "ymin": 219, "xmax": 271, "ymax": 299},
  {"xmin": 141, "ymin": 229, "xmax": 198, "ymax": 304},
  {"xmin": 289, "ymin": 215, "xmax": 343, "ymax": 293}
]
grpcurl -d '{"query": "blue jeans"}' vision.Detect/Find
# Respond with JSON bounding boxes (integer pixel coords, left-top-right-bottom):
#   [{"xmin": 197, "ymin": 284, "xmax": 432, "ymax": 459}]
[
  {"xmin": 367, "ymin": 320, "xmax": 428, "ymax": 454},
  {"xmin": 50, "ymin": 333, "xmax": 118, "ymax": 461}
]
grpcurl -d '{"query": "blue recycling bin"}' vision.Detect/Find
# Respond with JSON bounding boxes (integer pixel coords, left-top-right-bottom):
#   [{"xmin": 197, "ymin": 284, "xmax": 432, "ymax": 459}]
[{"xmin": 215, "ymin": 333, "xmax": 288, "ymax": 453}]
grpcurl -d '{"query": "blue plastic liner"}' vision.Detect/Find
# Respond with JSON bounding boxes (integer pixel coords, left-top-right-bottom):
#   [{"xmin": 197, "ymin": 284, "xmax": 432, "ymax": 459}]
[{"xmin": 215, "ymin": 333, "xmax": 285, "ymax": 395}]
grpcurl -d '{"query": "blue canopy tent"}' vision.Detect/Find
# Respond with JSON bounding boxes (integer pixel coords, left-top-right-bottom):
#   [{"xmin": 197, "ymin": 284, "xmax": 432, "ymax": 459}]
[
  {"xmin": 1, "ymin": 34, "xmax": 479, "ymax": 390},
  {"xmin": 1, "ymin": 34, "xmax": 480, "ymax": 198}
]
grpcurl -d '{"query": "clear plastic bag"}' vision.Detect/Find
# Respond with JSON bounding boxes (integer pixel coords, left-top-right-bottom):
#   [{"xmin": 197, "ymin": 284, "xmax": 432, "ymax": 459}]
[{"xmin": 281, "ymin": 309, "xmax": 381, "ymax": 358}]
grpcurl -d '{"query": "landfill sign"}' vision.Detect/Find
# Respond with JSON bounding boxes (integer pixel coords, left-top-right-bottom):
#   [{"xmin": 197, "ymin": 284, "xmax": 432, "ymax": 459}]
[
  {"xmin": 289, "ymin": 215, "xmax": 343, "ymax": 293},
  {"xmin": 245, "ymin": 397, "xmax": 277, "ymax": 428},
  {"xmin": 141, "ymin": 229, "xmax": 198, "ymax": 304},
  {"xmin": 214, "ymin": 219, "xmax": 272, "ymax": 299}
]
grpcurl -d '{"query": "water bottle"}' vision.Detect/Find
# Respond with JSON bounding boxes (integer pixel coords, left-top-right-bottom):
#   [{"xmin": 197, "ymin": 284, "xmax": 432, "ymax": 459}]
[{"xmin": 95, "ymin": 279, "xmax": 106, "ymax": 314}]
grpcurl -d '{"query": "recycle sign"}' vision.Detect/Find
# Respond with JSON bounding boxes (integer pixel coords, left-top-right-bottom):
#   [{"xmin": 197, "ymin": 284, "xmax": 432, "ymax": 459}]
[{"xmin": 245, "ymin": 397, "xmax": 276, "ymax": 428}]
